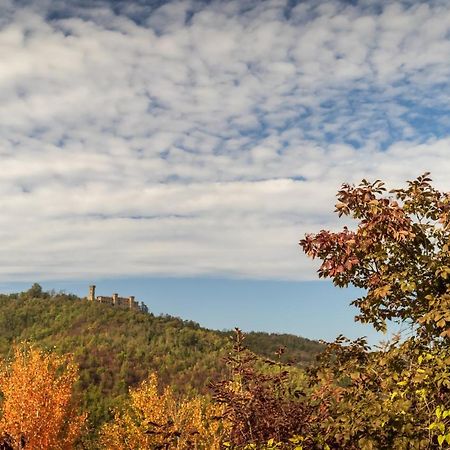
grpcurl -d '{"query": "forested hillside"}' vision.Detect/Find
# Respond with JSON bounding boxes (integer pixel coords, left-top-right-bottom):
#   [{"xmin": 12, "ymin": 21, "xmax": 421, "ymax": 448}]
[{"xmin": 0, "ymin": 285, "xmax": 322, "ymax": 434}]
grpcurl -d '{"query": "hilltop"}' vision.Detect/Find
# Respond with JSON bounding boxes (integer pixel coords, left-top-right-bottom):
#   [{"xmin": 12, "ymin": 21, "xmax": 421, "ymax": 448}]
[{"xmin": 0, "ymin": 284, "xmax": 323, "ymax": 432}]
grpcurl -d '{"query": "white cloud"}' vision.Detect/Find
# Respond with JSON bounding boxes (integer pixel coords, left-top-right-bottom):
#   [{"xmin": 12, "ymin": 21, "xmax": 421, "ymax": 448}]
[{"xmin": 0, "ymin": 0, "xmax": 450, "ymax": 282}]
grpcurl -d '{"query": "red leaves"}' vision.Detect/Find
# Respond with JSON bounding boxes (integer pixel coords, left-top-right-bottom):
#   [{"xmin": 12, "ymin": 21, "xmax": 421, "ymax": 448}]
[
  {"xmin": 300, "ymin": 174, "xmax": 450, "ymax": 338},
  {"xmin": 300, "ymin": 227, "xmax": 359, "ymax": 280}
]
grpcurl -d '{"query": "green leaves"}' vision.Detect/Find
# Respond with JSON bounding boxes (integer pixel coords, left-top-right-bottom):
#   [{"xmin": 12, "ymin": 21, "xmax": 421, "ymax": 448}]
[{"xmin": 429, "ymin": 406, "xmax": 450, "ymax": 447}]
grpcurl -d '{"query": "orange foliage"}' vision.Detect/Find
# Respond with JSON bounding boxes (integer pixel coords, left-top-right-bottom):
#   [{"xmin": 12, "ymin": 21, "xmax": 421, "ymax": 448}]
[
  {"xmin": 0, "ymin": 344, "xmax": 86, "ymax": 450},
  {"xmin": 100, "ymin": 372, "xmax": 228, "ymax": 450}
]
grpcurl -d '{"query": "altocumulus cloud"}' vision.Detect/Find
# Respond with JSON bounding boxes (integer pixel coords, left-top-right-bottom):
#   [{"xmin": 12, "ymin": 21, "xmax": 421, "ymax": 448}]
[{"xmin": 1, "ymin": 0, "xmax": 450, "ymax": 281}]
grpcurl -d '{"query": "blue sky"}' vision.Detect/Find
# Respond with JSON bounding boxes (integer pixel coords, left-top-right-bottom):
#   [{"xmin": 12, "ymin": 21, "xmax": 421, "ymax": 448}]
[{"xmin": 1, "ymin": 0, "xmax": 449, "ymax": 344}]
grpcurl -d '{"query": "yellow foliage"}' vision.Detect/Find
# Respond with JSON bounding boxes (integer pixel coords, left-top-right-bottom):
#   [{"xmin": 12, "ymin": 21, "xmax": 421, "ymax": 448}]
[
  {"xmin": 100, "ymin": 372, "xmax": 228, "ymax": 449},
  {"xmin": 0, "ymin": 344, "xmax": 86, "ymax": 450}
]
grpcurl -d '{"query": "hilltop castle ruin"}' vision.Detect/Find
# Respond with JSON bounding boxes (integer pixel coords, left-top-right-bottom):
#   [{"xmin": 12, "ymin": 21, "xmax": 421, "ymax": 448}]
[{"xmin": 88, "ymin": 285, "xmax": 140, "ymax": 310}]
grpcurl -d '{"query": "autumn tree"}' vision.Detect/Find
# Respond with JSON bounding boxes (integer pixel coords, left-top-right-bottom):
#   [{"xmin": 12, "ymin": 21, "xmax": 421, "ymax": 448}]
[
  {"xmin": 300, "ymin": 172, "xmax": 450, "ymax": 340},
  {"xmin": 299, "ymin": 174, "xmax": 450, "ymax": 449},
  {"xmin": 100, "ymin": 372, "xmax": 228, "ymax": 449},
  {"xmin": 0, "ymin": 344, "xmax": 86, "ymax": 450},
  {"xmin": 212, "ymin": 328, "xmax": 314, "ymax": 448}
]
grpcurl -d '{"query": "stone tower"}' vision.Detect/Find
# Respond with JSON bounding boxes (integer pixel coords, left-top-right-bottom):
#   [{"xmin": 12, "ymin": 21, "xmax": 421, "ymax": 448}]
[{"xmin": 89, "ymin": 285, "xmax": 96, "ymax": 301}]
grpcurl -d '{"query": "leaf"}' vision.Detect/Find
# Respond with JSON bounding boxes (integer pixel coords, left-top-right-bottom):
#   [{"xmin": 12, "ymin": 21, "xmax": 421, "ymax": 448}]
[{"xmin": 373, "ymin": 285, "xmax": 392, "ymax": 298}]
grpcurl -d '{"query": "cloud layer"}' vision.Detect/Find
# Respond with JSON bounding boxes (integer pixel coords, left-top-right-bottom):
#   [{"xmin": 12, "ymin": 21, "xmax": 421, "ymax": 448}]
[{"xmin": 1, "ymin": 0, "xmax": 450, "ymax": 281}]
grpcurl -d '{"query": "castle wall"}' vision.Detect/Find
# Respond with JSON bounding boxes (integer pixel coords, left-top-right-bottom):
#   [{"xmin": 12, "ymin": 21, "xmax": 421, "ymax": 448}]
[{"xmin": 88, "ymin": 286, "xmax": 140, "ymax": 310}]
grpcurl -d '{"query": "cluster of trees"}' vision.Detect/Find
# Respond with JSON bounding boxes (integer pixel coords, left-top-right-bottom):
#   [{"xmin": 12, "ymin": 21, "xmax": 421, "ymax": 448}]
[
  {"xmin": 1, "ymin": 174, "xmax": 449, "ymax": 449},
  {"xmin": 0, "ymin": 284, "xmax": 320, "ymax": 443},
  {"xmin": 0, "ymin": 330, "xmax": 327, "ymax": 449}
]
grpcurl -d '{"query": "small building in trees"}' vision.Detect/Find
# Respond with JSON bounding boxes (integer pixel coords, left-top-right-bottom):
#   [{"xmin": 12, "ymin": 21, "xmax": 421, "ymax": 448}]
[{"xmin": 88, "ymin": 285, "xmax": 140, "ymax": 310}]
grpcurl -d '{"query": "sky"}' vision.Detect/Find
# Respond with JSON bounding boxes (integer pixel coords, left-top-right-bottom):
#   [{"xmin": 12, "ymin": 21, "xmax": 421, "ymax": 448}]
[{"xmin": 1, "ymin": 0, "xmax": 450, "ymax": 344}]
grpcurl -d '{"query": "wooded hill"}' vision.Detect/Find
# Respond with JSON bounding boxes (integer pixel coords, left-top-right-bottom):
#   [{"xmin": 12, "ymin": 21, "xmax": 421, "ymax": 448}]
[{"xmin": 0, "ymin": 285, "xmax": 322, "ymax": 433}]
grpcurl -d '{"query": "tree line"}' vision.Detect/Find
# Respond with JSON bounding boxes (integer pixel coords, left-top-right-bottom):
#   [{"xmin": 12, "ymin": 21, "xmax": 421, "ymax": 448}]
[{"xmin": 0, "ymin": 284, "xmax": 320, "ymax": 446}]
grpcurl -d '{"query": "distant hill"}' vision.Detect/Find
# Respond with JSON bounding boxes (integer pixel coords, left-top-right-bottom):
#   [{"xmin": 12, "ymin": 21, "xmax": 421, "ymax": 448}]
[
  {"xmin": 0, "ymin": 285, "xmax": 323, "ymax": 433},
  {"xmin": 243, "ymin": 331, "xmax": 324, "ymax": 365}
]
